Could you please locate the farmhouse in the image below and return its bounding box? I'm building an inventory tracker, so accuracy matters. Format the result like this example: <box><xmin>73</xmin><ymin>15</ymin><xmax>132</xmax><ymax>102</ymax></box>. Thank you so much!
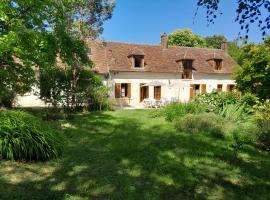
<box><xmin>17</xmin><ymin>33</ymin><xmax>237</xmax><ymax>108</ymax></box>
<box><xmin>88</xmin><ymin>33</ymin><xmax>237</xmax><ymax>108</ymax></box>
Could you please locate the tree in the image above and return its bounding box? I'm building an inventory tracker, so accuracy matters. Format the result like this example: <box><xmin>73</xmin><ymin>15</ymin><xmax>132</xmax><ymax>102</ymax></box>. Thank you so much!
<box><xmin>168</xmin><ymin>29</ymin><xmax>205</xmax><ymax>47</ymax></box>
<box><xmin>197</xmin><ymin>0</ymin><xmax>270</xmax><ymax>39</ymax></box>
<box><xmin>205</xmin><ymin>35</ymin><xmax>227</xmax><ymax>49</ymax></box>
<box><xmin>0</xmin><ymin>0</ymin><xmax>115</xmax><ymax>108</ymax></box>
<box><xmin>234</xmin><ymin>38</ymin><xmax>270</xmax><ymax>99</ymax></box>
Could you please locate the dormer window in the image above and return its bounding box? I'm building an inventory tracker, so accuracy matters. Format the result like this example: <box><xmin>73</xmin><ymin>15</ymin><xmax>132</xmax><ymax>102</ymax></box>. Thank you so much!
<box><xmin>134</xmin><ymin>55</ymin><xmax>144</xmax><ymax>68</ymax></box>
<box><xmin>128</xmin><ymin>48</ymin><xmax>145</xmax><ymax>68</ymax></box>
<box><xmin>207</xmin><ymin>59</ymin><xmax>223</xmax><ymax>70</ymax></box>
<box><xmin>180</xmin><ymin>59</ymin><xmax>193</xmax><ymax>79</ymax></box>
<box><xmin>182</xmin><ymin>59</ymin><xmax>193</xmax><ymax>70</ymax></box>
<box><xmin>214</xmin><ymin>59</ymin><xmax>222</xmax><ymax>70</ymax></box>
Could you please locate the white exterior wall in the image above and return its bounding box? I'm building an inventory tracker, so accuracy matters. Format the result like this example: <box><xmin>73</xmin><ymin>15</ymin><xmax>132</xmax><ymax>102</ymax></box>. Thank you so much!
<box><xmin>16</xmin><ymin>71</ymin><xmax>235</xmax><ymax>108</ymax></box>
<box><xmin>106</xmin><ymin>71</ymin><xmax>236</xmax><ymax>107</ymax></box>
<box><xmin>107</xmin><ymin>72</ymin><xmax>182</xmax><ymax>107</ymax></box>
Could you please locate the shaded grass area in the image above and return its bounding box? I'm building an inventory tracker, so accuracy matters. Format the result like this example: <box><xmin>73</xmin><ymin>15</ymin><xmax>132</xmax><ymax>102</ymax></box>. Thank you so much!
<box><xmin>0</xmin><ymin>110</ymin><xmax>270</xmax><ymax>200</ymax></box>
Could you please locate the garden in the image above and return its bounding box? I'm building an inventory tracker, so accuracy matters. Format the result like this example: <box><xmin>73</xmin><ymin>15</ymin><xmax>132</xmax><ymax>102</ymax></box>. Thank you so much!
<box><xmin>1</xmin><ymin>1</ymin><xmax>270</xmax><ymax>199</ymax></box>
<box><xmin>1</xmin><ymin>91</ymin><xmax>270</xmax><ymax>199</ymax></box>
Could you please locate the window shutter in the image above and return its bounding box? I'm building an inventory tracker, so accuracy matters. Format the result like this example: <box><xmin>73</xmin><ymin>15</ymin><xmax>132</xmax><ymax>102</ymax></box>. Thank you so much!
<box><xmin>190</xmin><ymin>85</ymin><xmax>194</xmax><ymax>100</ymax></box>
<box><xmin>115</xmin><ymin>83</ymin><xmax>121</xmax><ymax>98</ymax></box>
<box><xmin>201</xmin><ymin>84</ymin><xmax>206</xmax><ymax>94</ymax></box>
<box><xmin>127</xmin><ymin>83</ymin><xmax>131</xmax><ymax>98</ymax></box>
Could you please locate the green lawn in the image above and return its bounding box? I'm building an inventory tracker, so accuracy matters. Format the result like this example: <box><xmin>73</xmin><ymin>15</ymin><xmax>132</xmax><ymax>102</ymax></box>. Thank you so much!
<box><xmin>0</xmin><ymin>110</ymin><xmax>270</xmax><ymax>200</ymax></box>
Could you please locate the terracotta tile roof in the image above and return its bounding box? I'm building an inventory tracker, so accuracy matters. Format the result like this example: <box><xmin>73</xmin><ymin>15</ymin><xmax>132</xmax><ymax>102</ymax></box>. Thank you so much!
<box><xmin>87</xmin><ymin>40</ymin><xmax>238</xmax><ymax>74</ymax></box>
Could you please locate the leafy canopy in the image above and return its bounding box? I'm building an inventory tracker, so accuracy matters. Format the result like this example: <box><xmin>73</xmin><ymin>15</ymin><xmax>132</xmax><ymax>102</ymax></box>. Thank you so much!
<box><xmin>168</xmin><ymin>29</ymin><xmax>205</xmax><ymax>47</ymax></box>
<box><xmin>234</xmin><ymin>37</ymin><xmax>270</xmax><ymax>99</ymax></box>
<box><xmin>0</xmin><ymin>0</ymin><xmax>114</xmax><ymax>108</ymax></box>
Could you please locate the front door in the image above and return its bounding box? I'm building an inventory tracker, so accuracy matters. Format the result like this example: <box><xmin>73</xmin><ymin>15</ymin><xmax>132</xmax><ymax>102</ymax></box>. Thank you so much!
<box><xmin>140</xmin><ymin>84</ymin><xmax>149</xmax><ymax>102</ymax></box>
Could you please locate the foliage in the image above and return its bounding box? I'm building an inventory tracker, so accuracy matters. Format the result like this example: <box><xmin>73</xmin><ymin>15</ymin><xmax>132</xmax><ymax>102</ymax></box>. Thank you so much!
<box><xmin>0</xmin><ymin>110</ymin><xmax>62</xmax><ymax>161</ymax></box>
<box><xmin>174</xmin><ymin>113</ymin><xmax>225</xmax><ymax>138</ymax></box>
<box><xmin>234</xmin><ymin>39</ymin><xmax>270</xmax><ymax>99</ymax></box>
<box><xmin>168</xmin><ymin>29</ymin><xmax>205</xmax><ymax>47</ymax></box>
<box><xmin>197</xmin><ymin>0</ymin><xmax>270</xmax><ymax>39</ymax></box>
<box><xmin>241</xmin><ymin>92</ymin><xmax>258</xmax><ymax>106</ymax></box>
<box><xmin>0</xmin><ymin>0</ymin><xmax>114</xmax><ymax>108</ymax></box>
<box><xmin>219</xmin><ymin>103</ymin><xmax>250</xmax><ymax>123</ymax></box>
<box><xmin>194</xmin><ymin>91</ymin><xmax>240</xmax><ymax>112</ymax></box>
<box><xmin>163</xmin><ymin>102</ymin><xmax>205</xmax><ymax>121</ymax></box>
<box><xmin>0</xmin><ymin>89</ymin><xmax>16</xmax><ymax>108</ymax></box>
<box><xmin>254</xmin><ymin>100</ymin><xmax>270</xmax><ymax>151</ymax></box>
<box><xmin>89</xmin><ymin>86</ymin><xmax>110</xmax><ymax>111</ymax></box>
<box><xmin>39</xmin><ymin>67</ymin><xmax>104</xmax><ymax>110</ymax></box>
<box><xmin>227</xmin><ymin>41</ymin><xmax>243</xmax><ymax>63</ymax></box>
<box><xmin>204</xmin><ymin>35</ymin><xmax>227</xmax><ymax>49</ymax></box>
<box><xmin>1</xmin><ymin>110</ymin><xmax>270</xmax><ymax>199</ymax></box>
<box><xmin>66</xmin><ymin>0</ymin><xmax>115</xmax><ymax>39</ymax></box>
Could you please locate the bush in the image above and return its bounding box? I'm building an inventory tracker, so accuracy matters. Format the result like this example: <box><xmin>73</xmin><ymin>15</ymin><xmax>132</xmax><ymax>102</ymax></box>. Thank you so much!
<box><xmin>219</xmin><ymin>103</ymin><xmax>250</xmax><ymax>123</ymax></box>
<box><xmin>254</xmin><ymin>100</ymin><xmax>270</xmax><ymax>151</ymax></box>
<box><xmin>164</xmin><ymin>102</ymin><xmax>204</xmax><ymax>121</ymax></box>
<box><xmin>174</xmin><ymin>113</ymin><xmax>225</xmax><ymax>138</ymax></box>
<box><xmin>241</xmin><ymin>92</ymin><xmax>258</xmax><ymax>106</ymax></box>
<box><xmin>195</xmin><ymin>91</ymin><xmax>240</xmax><ymax>112</ymax></box>
<box><xmin>0</xmin><ymin>110</ymin><xmax>63</xmax><ymax>161</ymax></box>
<box><xmin>0</xmin><ymin>89</ymin><xmax>16</xmax><ymax>108</ymax></box>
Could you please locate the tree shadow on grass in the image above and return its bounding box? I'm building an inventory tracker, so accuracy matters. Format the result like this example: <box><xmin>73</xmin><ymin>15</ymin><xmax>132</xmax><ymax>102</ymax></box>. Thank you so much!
<box><xmin>1</xmin><ymin>111</ymin><xmax>270</xmax><ymax>200</ymax></box>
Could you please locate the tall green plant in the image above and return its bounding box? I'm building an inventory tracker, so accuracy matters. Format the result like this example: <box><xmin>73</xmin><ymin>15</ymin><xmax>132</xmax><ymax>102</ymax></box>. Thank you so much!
<box><xmin>0</xmin><ymin>111</ymin><xmax>63</xmax><ymax>161</ymax></box>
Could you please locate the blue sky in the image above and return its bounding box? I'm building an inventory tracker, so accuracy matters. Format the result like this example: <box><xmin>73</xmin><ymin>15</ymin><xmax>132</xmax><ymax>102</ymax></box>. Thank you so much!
<box><xmin>101</xmin><ymin>0</ymin><xmax>266</xmax><ymax>44</ymax></box>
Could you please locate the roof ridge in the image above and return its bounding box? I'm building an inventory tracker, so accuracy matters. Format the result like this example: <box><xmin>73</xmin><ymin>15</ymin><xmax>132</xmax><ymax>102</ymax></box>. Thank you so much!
<box><xmin>102</xmin><ymin>40</ymin><xmax>225</xmax><ymax>51</ymax></box>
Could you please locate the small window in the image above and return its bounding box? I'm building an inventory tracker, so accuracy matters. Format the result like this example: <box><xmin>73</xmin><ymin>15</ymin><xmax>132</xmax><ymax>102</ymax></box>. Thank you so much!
<box><xmin>195</xmin><ymin>84</ymin><xmax>200</xmax><ymax>95</ymax></box>
<box><xmin>181</xmin><ymin>59</ymin><xmax>193</xmax><ymax>79</ymax></box>
<box><xmin>134</xmin><ymin>56</ymin><xmax>144</xmax><ymax>68</ymax></box>
<box><xmin>182</xmin><ymin>59</ymin><xmax>193</xmax><ymax>70</ymax></box>
<box><xmin>115</xmin><ymin>83</ymin><xmax>131</xmax><ymax>98</ymax></box>
<box><xmin>214</xmin><ymin>59</ymin><xmax>222</xmax><ymax>70</ymax></box>
<box><xmin>217</xmin><ymin>84</ymin><xmax>223</xmax><ymax>92</ymax></box>
<box><xmin>121</xmin><ymin>83</ymin><xmax>128</xmax><ymax>97</ymax></box>
<box><xmin>154</xmin><ymin>86</ymin><xmax>161</xmax><ymax>100</ymax></box>
<box><xmin>227</xmin><ymin>84</ymin><xmax>235</xmax><ymax>92</ymax></box>
<box><xmin>88</xmin><ymin>48</ymin><xmax>92</xmax><ymax>55</ymax></box>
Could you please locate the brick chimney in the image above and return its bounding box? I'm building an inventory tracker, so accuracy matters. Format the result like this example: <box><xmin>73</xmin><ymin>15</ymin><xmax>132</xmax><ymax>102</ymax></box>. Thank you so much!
<box><xmin>161</xmin><ymin>33</ymin><xmax>168</xmax><ymax>49</ymax></box>
<box><xmin>221</xmin><ymin>40</ymin><xmax>228</xmax><ymax>53</ymax></box>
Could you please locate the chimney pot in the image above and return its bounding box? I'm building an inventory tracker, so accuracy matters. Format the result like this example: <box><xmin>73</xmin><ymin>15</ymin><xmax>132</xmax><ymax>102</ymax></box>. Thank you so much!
<box><xmin>161</xmin><ymin>32</ymin><xmax>168</xmax><ymax>49</ymax></box>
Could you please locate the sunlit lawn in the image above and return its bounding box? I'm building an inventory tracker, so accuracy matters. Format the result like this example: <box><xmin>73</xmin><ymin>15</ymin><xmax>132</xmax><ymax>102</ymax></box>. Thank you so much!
<box><xmin>0</xmin><ymin>109</ymin><xmax>270</xmax><ymax>200</ymax></box>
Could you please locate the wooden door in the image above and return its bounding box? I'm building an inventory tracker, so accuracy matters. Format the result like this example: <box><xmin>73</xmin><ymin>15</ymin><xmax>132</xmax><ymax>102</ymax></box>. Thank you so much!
<box><xmin>140</xmin><ymin>84</ymin><xmax>149</xmax><ymax>102</ymax></box>
<box><xmin>154</xmin><ymin>86</ymin><xmax>161</xmax><ymax>100</ymax></box>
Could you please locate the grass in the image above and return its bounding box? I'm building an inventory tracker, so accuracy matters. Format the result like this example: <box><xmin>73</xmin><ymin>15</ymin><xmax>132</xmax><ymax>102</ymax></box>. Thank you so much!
<box><xmin>0</xmin><ymin>109</ymin><xmax>270</xmax><ymax>200</ymax></box>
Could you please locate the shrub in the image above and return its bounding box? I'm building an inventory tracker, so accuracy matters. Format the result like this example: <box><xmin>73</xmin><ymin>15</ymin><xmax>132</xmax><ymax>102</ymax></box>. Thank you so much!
<box><xmin>174</xmin><ymin>113</ymin><xmax>225</xmax><ymax>138</ymax></box>
<box><xmin>219</xmin><ymin>103</ymin><xmax>250</xmax><ymax>123</ymax></box>
<box><xmin>0</xmin><ymin>110</ymin><xmax>63</xmax><ymax>161</ymax></box>
<box><xmin>241</xmin><ymin>92</ymin><xmax>258</xmax><ymax>106</ymax></box>
<box><xmin>254</xmin><ymin>100</ymin><xmax>270</xmax><ymax>151</ymax></box>
<box><xmin>195</xmin><ymin>91</ymin><xmax>240</xmax><ymax>112</ymax></box>
<box><xmin>164</xmin><ymin>102</ymin><xmax>204</xmax><ymax>121</ymax></box>
<box><xmin>0</xmin><ymin>89</ymin><xmax>16</xmax><ymax>108</ymax></box>
<box><xmin>229</xmin><ymin>122</ymin><xmax>260</xmax><ymax>158</ymax></box>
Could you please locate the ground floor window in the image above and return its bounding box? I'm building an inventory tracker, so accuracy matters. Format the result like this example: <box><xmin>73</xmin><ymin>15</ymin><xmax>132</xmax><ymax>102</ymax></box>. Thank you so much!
<box><xmin>190</xmin><ymin>84</ymin><xmax>207</xmax><ymax>100</ymax></box>
<box><xmin>227</xmin><ymin>84</ymin><xmax>235</xmax><ymax>92</ymax></box>
<box><xmin>115</xmin><ymin>83</ymin><xmax>131</xmax><ymax>98</ymax></box>
<box><xmin>154</xmin><ymin>86</ymin><xmax>161</xmax><ymax>100</ymax></box>
<box><xmin>217</xmin><ymin>84</ymin><xmax>223</xmax><ymax>92</ymax></box>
